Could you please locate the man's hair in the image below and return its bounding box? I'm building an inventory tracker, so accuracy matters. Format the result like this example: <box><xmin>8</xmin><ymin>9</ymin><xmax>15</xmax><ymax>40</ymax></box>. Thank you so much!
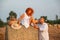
<box><xmin>40</xmin><ymin>16</ymin><xmax>45</xmax><ymax>19</ymax></box>
<box><xmin>25</xmin><ymin>8</ymin><xmax>34</xmax><ymax>13</ymax></box>
<box><xmin>39</xmin><ymin>16</ymin><xmax>45</xmax><ymax>21</ymax></box>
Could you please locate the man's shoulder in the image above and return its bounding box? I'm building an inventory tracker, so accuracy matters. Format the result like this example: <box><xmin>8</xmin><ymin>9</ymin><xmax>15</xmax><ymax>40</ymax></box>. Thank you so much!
<box><xmin>44</xmin><ymin>23</ymin><xmax>48</xmax><ymax>25</ymax></box>
<box><xmin>44</xmin><ymin>23</ymin><xmax>48</xmax><ymax>26</ymax></box>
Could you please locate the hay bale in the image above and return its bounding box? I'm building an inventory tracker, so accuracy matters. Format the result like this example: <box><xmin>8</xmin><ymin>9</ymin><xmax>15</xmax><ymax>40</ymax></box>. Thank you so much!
<box><xmin>0</xmin><ymin>34</ymin><xmax>4</xmax><ymax>40</ymax></box>
<box><xmin>7</xmin><ymin>25</ymin><xmax>38</xmax><ymax>40</ymax></box>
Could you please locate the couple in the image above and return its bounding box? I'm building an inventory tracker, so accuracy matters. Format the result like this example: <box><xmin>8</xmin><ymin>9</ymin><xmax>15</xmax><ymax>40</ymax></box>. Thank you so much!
<box><xmin>9</xmin><ymin>7</ymin><xmax>49</xmax><ymax>40</ymax></box>
<box><xmin>18</xmin><ymin>7</ymin><xmax>49</xmax><ymax>40</ymax></box>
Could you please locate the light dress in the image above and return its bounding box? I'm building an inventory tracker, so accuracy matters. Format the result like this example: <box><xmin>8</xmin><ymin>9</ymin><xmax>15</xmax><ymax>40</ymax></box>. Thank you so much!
<box><xmin>21</xmin><ymin>13</ymin><xmax>30</xmax><ymax>28</ymax></box>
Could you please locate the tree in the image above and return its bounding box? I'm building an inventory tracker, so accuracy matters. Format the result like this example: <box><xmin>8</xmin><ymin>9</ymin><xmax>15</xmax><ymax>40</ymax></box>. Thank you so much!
<box><xmin>9</xmin><ymin>11</ymin><xmax>17</xmax><ymax>18</ymax></box>
<box><xmin>7</xmin><ymin>16</ymin><xmax>10</xmax><ymax>21</ymax></box>
<box><xmin>0</xmin><ymin>18</ymin><xmax>4</xmax><ymax>27</ymax></box>
<box><xmin>56</xmin><ymin>15</ymin><xmax>58</xmax><ymax>20</ymax></box>
<box><xmin>7</xmin><ymin>11</ymin><xmax>17</xmax><ymax>21</ymax></box>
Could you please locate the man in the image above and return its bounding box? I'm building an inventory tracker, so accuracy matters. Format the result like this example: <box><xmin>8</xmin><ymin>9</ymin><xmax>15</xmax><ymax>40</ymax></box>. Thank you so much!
<box><xmin>8</xmin><ymin>16</ymin><xmax>21</xmax><ymax>29</ymax></box>
<box><xmin>8</xmin><ymin>16</ymin><xmax>17</xmax><ymax>26</ymax></box>
<box><xmin>34</xmin><ymin>17</ymin><xmax>49</xmax><ymax>40</ymax></box>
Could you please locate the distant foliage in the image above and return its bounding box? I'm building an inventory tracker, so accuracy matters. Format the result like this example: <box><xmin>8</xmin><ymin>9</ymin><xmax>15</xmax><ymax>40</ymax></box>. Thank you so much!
<box><xmin>47</xmin><ymin>19</ymin><xmax>60</xmax><ymax>24</ymax></box>
<box><xmin>0</xmin><ymin>19</ymin><xmax>5</xmax><ymax>27</ymax></box>
<box><xmin>40</xmin><ymin>16</ymin><xmax>60</xmax><ymax>24</ymax></box>
<box><xmin>7</xmin><ymin>11</ymin><xmax>17</xmax><ymax>21</ymax></box>
<box><xmin>9</xmin><ymin>11</ymin><xmax>17</xmax><ymax>18</ymax></box>
<box><xmin>7</xmin><ymin>16</ymin><xmax>10</xmax><ymax>21</ymax></box>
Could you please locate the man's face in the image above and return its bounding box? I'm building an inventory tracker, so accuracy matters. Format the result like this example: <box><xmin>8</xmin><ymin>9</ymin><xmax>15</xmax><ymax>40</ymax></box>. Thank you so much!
<box><xmin>39</xmin><ymin>18</ymin><xmax>45</xmax><ymax>24</ymax></box>
<box><xmin>10</xmin><ymin>16</ymin><xmax>16</xmax><ymax>20</ymax></box>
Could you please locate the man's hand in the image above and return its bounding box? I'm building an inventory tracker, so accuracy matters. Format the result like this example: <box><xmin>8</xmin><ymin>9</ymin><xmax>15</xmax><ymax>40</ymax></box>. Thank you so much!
<box><xmin>34</xmin><ymin>24</ymin><xmax>39</xmax><ymax>29</ymax></box>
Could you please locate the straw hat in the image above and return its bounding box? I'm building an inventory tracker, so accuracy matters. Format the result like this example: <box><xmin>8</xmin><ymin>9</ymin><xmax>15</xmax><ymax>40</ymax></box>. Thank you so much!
<box><xmin>11</xmin><ymin>23</ymin><xmax>21</xmax><ymax>29</ymax></box>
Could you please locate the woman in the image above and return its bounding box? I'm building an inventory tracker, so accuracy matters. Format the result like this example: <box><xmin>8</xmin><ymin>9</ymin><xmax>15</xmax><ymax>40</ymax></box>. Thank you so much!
<box><xmin>18</xmin><ymin>7</ymin><xmax>36</xmax><ymax>28</ymax></box>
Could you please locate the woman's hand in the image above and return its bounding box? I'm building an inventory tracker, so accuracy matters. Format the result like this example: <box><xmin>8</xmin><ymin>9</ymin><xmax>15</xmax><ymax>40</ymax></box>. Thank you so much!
<box><xmin>30</xmin><ymin>17</ymin><xmax>38</xmax><ymax>24</ymax></box>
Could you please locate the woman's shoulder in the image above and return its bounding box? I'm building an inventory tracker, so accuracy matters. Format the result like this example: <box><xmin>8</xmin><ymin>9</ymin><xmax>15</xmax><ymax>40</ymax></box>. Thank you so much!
<box><xmin>21</xmin><ymin>13</ymin><xmax>25</xmax><ymax>16</ymax></box>
<box><xmin>19</xmin><ymin>13</ymin><xmax>25</xmax><ymax>18</ymax></box>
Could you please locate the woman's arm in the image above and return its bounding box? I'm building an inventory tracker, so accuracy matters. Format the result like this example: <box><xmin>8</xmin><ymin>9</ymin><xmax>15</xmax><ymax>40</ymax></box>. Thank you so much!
<box><xmin>30</xmin><ymin>17</ymin><xmax>38</xmax><ymax>29</ymax></box>
<box><xmin>18</xmin><ymin>14</ymin><xmax>25</xmax><ymax>24</ymax></box>
<box><xmin>30</xmin><ymin>17</ymin><xmax>38</xmax><ymax>24</ymax></box>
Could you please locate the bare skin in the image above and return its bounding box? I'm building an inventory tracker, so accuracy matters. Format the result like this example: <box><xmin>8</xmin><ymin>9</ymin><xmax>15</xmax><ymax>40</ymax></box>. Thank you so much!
<box><xmin>8</xmin><ymin>16</ymin><xmax>20</xmax><ymax>26</ymax></box>
<box><xmin>18</xmin><ymin>14</ymin><xmax>25</xmax><ymax>24</ymax></box>
<box><xmin>18</xmin><ymin>8</ymin><xmax>37</xmax><ymax>25</ymax></box>
<box><xmin>34</xmin><ymin>17</ymin><xmax>45</xmax><ymax>29</ymax></box>
<box><xmin>18</xmin><ymin>13</ymin><xmax>37</xmax><ymax>25</ymax></box>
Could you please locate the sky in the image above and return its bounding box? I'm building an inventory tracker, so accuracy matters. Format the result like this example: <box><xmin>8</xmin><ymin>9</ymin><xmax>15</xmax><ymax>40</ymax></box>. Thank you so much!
<box><xmin>0</xmin><ymin>0</ymin><xmax>60</xmax><ymax>22</ymax></box>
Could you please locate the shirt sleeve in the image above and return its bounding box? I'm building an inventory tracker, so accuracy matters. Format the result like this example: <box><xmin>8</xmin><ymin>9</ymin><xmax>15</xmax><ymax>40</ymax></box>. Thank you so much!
<box><xmin>40</xmin><ymin>24</ymin><xmax>48</xmax><ymax>32</ymax></box>
<box><xmin>37</xmin><ymin>24</ymin><xmax>40</xmax><ymax>28</ymax></box>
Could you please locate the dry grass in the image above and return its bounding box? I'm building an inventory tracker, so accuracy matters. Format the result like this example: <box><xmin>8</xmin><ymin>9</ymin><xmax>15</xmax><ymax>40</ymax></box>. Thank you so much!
<box><xmin>7</xmin><ymin>25</ymin><xmax>38</xmax><ymax>40</ymax></box>
<box><xmin>0</xmin><ymin>24</ymin><xmax>60</xmax><ymax>40</ymax></box>
<box><xmin>0</xmin><ymin>27</ymin><xmax>6</xmax><ymax>40</ymax></box>
<box><xmin>49</xmin><ymin>24</ymin><xmax>60</xmax><ymax>40</ymax></box>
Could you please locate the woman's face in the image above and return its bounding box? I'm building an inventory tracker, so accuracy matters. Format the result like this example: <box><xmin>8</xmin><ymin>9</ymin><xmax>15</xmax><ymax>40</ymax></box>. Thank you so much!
<box><xmin>26</xmin><ymin>10</ymin><xmax>33</xmax><ymax>16</ymax></box>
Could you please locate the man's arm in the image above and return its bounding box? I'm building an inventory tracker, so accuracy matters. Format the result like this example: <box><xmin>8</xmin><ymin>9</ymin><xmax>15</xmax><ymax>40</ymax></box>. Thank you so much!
<box><xmin>34</xmin><ymin>24</ymin><xmax>39</xmax><ymax>29</ymax></box>
<box><xmin>40</xmin><ymin>24</ymin><xmax>48</xmax><ymax>32</ymax></box>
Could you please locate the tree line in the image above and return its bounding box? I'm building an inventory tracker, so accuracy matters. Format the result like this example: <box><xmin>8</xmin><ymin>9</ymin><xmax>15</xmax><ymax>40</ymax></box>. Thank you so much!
<box><xmin>0</xmin><ymin>11</ymin><xmax>60</xmax><ymax>27</ymax></box>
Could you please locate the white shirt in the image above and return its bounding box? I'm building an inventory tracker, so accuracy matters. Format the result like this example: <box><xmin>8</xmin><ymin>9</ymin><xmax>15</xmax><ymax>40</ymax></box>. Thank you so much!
<box><xmin>21</xmin><ymin>13</ymin><xmax>30</xmax><ymax>28</ymax></box>
<box><xmin>38</xmin><ymin>23</ymin><xmax>49</xmax><ymax>40</ymax></box>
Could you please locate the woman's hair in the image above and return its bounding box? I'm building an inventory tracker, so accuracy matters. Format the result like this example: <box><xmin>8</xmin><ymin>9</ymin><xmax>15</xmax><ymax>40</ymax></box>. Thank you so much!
<box><xmin>25</xmin><ymin>8</ymin><xmax>34</xmax><ymax>14</ymax></box>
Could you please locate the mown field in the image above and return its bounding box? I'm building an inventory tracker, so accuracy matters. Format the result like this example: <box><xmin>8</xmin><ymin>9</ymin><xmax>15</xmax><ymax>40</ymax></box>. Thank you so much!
<box><xmin>0</xmin><ymin>24</ymin><xmax>60</xmax><ymax>40</ymax></box>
